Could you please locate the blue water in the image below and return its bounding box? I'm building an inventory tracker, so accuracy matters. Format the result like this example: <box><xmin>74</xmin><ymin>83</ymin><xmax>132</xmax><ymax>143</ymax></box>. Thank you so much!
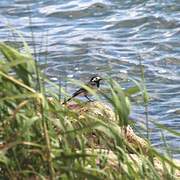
<box><xmin>0</xmin><ymin>0</ymin><xmax>180</xmax><ymax>158</ymax></box>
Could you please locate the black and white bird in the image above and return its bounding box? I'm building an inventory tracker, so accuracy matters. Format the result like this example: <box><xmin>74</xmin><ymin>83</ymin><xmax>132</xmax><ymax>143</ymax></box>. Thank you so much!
<box><xmin>63</xmin><ymin>76</ymin><xmax>102</xmax><ymax>104</ymax></box>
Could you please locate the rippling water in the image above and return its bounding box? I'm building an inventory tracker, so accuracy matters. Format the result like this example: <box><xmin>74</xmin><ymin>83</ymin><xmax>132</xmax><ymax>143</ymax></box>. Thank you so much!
<box><xmin>0</xmin><ymin>0</ymin><xmax>180</xmax><ymax>158</ymax></box>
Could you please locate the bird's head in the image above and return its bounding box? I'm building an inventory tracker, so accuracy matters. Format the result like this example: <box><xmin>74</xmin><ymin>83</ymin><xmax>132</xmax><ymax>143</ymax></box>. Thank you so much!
<box><xmin>90</xmin><ymin>76</ymin><xmax>102</xmax><ymax>83</ymax></box>
<box><xmin>90</xmin><ymin>76</ymin><xmax>102</xmax><ymax>88</ymax></box>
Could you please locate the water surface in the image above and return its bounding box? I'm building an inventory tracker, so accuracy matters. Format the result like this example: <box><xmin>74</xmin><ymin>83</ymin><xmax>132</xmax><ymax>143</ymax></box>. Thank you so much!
<box><xmin>0</xmin><ymin>0</ymin><xmax>179</xmax><ymax>158</ymax></box>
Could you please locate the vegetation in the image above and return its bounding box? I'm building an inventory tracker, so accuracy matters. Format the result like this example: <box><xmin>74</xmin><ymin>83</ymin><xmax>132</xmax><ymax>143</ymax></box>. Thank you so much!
<box><xmin>0</xmin><ymin>41</ymin><xmax>179</xmax><ymax>180</ymax></box>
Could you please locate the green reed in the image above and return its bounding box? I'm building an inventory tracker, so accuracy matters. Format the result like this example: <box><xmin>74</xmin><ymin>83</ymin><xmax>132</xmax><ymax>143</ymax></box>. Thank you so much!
<box><xmin>0</xmin><ymin>42</ymin><xmax>179</xmax><ymax>180</ymax></box>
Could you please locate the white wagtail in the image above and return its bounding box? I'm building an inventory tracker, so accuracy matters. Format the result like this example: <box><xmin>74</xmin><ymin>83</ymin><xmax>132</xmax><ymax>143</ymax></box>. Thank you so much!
<box><xmin>63</xmin><ymin>76</ymin><xmax>102</xmax><ymax>104</ymax></box>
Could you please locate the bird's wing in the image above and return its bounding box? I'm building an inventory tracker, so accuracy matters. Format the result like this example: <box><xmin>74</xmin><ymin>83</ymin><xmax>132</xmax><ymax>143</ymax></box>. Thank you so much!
<box><xmin>72</xmin><ymin>82</ymin><xmax>97</xmax><ymax>97</ymax></box>
<box><xmin>72</xmin><ymin>87</ymin><xmax>86</xmax><ymax>97</ymax></box>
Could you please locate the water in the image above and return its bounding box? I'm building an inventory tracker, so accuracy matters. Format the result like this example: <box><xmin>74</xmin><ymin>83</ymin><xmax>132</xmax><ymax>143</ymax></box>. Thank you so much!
<box><xmin>0</xmin><ymin>0</ymin><xmax>180</xmax><ymax>158</ymax></box>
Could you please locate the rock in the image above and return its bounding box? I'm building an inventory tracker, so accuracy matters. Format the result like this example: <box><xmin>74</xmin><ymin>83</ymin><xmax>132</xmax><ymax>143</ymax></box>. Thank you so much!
<box><xmin>49</xmin><ymin>99</ymin><xmax>180</xmax><ymax>179</ymax></box>
<box><xmin>78</xmin><ymin>101</ymin><xmax>116</xmax><ymax>122</ymax></box>
<box><xmin>84</xmin><ymin>149</ymin><xmax>180</xmax><ymax>179</ymax></box>
<box><xmin>64</xmin><ymin>101</ymin><xmax>149</xmax><ymax>153</ymax></box>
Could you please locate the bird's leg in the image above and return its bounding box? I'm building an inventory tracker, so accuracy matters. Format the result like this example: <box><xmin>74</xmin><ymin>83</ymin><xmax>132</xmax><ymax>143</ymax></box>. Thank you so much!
<box><xmin>84</xmin><ymin>95</ymin><xmax>93</xmax><ymax>102</ymax></box>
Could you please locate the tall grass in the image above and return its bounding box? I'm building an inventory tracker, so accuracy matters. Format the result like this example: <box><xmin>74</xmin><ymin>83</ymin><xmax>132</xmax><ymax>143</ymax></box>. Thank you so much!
<box><xmin>138</xmin><ymin>54</ymin><xmax>150</xmax><ymax>141</ymax></box>
<box><xmin>0</xmin><ymin>42</ymin><xmax>179</xmax><ymax>180</ymax></box>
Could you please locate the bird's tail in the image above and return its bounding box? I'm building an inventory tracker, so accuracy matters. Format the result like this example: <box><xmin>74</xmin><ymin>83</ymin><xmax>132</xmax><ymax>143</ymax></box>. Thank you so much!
<box><xmin>62</xmin><ymin>96</ymin><xmax>72</xmax><ymax>105</ymax></box>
